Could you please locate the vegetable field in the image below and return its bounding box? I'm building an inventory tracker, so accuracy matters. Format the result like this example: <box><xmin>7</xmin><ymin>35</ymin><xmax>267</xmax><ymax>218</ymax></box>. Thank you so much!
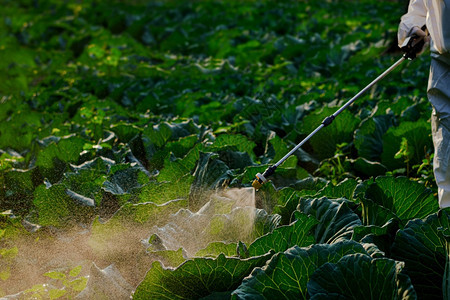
<box><xmin>1</xmin><ymin>0</ymin><xmax>448</xmax><ymax>299</ymax></box>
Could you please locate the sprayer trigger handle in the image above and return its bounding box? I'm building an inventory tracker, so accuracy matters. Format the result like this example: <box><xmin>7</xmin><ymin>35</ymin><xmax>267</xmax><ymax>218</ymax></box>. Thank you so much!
<box><xmin>401</xmin><ymin>25</ymin><xmax>428</xmax><ymax>60</ymax></box>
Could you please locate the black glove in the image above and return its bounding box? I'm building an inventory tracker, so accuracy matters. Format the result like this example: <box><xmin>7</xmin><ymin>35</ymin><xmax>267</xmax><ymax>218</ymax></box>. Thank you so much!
<box><xmin>401</xmin><ymin>25</ymin><xmax>430</xmax><ymax>60</ymax></box>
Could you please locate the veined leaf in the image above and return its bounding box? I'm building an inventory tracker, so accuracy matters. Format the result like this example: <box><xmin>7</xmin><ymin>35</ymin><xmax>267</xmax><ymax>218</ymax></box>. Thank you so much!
<box><xmin>33</xmin><ymin>184</ymin><xmax>94</xmax><ymax>226</ymax></box>
<box><xmin>139</xmin><ymin>180</ymin><xmax>192</xmax><ymax>205</ymax></box>
<box><xmin>110</xmin><ymin>122</ymin><xmax>142</xmax><ymax>143</ymax></box>
<box><xmin>103</xmin><ymin>167</ymin><xmax>149</xmax><ymax>195</ymax></box>
<box><xmin>354</xmin><ymin>114</ymin><xmax>394</xmax><ymax>161</ymax></box>
<box><xmin>143</xmin><ymin>120</ymin><xmax>200</xmax><ymax>149</ymax></box>
<box><xmin>297</xmin><ymin>197</ymin><xmax>361</xmax><ymax>244</ymax></box>
<box><xmin>313</xmin><ymin>178</ymin><xmax>358</xmax><ymax>200</ymax></box>
<box><xmin>273</xmin><ymin>178</ymin><xmax>329</xmax><ymax>225</ymax></box>
<box><xmin>247</xmin><ymin>212</ymin><xmax>318</xmax><ymax>257</ymax></box>
<box><xmin>360</xmin><ymin>198</ymin><xmax>397</xmax><ymax>227</ymax></box>
<box><xmin>195</xmin><ymin>242</ymin><xmax>237</xmax><ymax>258</ymax></box>
<box><xmin>299</xmin><ymin>106</ymin><xmax>360</xmax><ymax>160</ymax></box>
<box><xmin>362</xmin><ymin>176</ymin><xmax>439</xmax><ymax>225</ymax></box>
<box><xmin>147</xmin><ymin>248</ymin><xmax>187</xmax><ymax>269</ymax></box>
<box><xmin>231</xmin><ymin>241</ymin><xmax>367</xmax><ymax>300</ymax></box>
<box><xmin>191</xmin><ymin>152</ymin><xmax>232</xmax><ymax>191</ymax></box>
<box><xmin>442</xmin><ymin>228</ymin><xmax>450</xmax><ymax>300</ymax></box>
<box><xmin>307</xmin><ymin>253</ymin><xmax>416</xmax><ymax>299</ymax></box>
<box><xmin>35</xmin><ymin>135</ymin><xmax>86</xmax><ymax>171</ymax></box>
<box><xmin>76</xmin><ymin>263</ymin><xmax>132</xmax><ymax>300</ymax></box>
<box><xmin>381</xmin><ymin>120</ymin><xmax>432</xmax><ymax>170</ymax></box>
<box><xmin>133</xmin><ymin>252</ymin><xmax>273</xmax><ymax>299</ymax></box>
<box><xmin>210</xmin><ymin>134</ymin><xmax>256</xmax><ymax>160</ymax></box>
<box><xmin>391</xmin><ymin>210</ymin><xmax>450</xmax><ymax>299</ymax></box>
<box><xmin>352</xmin><ymin>219</ymin><xmax>399</xmax><ymax>257</ymax></box>
<box><xmin>350</xmin><ymin>157</ymin><xmax>387</xmax><ymax>177</ymax></box>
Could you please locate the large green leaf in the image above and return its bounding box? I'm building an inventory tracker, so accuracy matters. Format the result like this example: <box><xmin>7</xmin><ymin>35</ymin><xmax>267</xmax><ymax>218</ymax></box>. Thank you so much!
<box><xmin>147</xmin><ymin>248</ymin><xmax>187</xmax><ymax>269</ymax></box>
<box><xmin>352</xmin><ymin>219</ymin><xmax>399</xmax><ymax>257</ymax></box>
<box><xmin>190</xmin><ymin>152</ymin><xmax>233</xmax><ymax>194</ymax></box>
<box><xmin>210</xmin><ymin>134</ymin><xmax>256</xmax><ymax>161</ymax></box>
<box><xmin>64</xmin><ymin>157</ymin><xmax>150</xmax><ymax>207</ymax></box>
<box><xmin>141</xmin><ymin>134</ymin><xmax>200</xmax><ymax>170</ymax></box>
<box><xmin>110</xmin><ymin>122</ymin><xmax>142</xmax><ymax>143</ymax></box>
<box><xmin>143</xmin><ymin>120</ymin><xmax>200</xmax><ymax>149</ymax></box>
<box><xmin>350</xmin><ymin>157</ymin><xmax>387</xmax><ymax>178</ymax></box>
<box><xmin>360</xmin><ymin>198</ymin><xmax>397</xmax><ymax>227</ymax></box>
<box><xmin>36</xmin><ymin>135</ymin><xmax>86</xmax><ymax>166</ymax></box>
<box><xmin>381</xmin><ymin>120</ymin><xmax>432</xmax><ymax>170</ymax></box>
<box><xmin>195</xmin><ymin>242</ymin><xmax>238</xmax><ymax>258</ymax></box>
<box><xmin>313</xmin><ymin>178</ymin><xmax>358</xmax><ymax>200</ymax></box>
<box><xmin>297</xmin><ymin>197</ymin><xmax>361</xmax><ymax>244</ymax></box>
<box><xmin>273</xmin><ymin>178</ymin><xmax>329</xmax><ymax>225</ymax></box>
<box><xmin>362</xmin><ymin>176</ymin><xmax>439</xmax><ymax>225</ymax></box>
<box><xmin>35</xmin><ymin>135</ymin><xmax>86</xmax><ymax>181</ymax></box>
<box><xmin>139</xmin><ymin>180</ymin><xmax>192</xmax><ymax>205</ymax></box>
<box><xmin>391</xmin><ymin>210</ymin><xmax>450</xmax><ymax>299</ymax></box>
<box><xmin>157</xmin><ymin>144</ymin><xmax>200</xmax><ymax>184</ymax></box>
<box><xmin>0</xmin><ymin>46</ymin><xmax>36</xmax><ymax>95</ymax></box>
<box><xmin>63</xmin><ymin>158</ymin><xmax>110</xmax><ymax>205</ymax></box>
<box><xmin>217</xmin><ymin>150</ymin><xmax>253</xmax><ymax>171</ymax></box>
<box><xmin>247</xmin><ymin>212</ymin><xmax>318</xmax><ymax>257</ymax></box>
<box><xmin>2</xmin><ymin>168</ymin><xmax>37</xmax><ymax>215</ymax></box>
<box><xmin>231</xmin><ymin>241</ymin><xmax>367</xmax><ymax>300</ymax></box>
<box><xmin>33</xmin><ymin>183</ymin><xmax>94</xmax><ymax>226</ymax></box>
<box><xmin>266</xmin><ymin>134</ymin><xmax>291</xmax><ymax>163</ymax></box>
<box><xmin>133</xmin><ymin>252</ymin><xmax>273</xmax><ymax>299</ymax></box>
<box><xmin>354</xmin><ymin>114</ymin><xmax>394</xmax><ymax>161</ymax></box>
<box><xmin>307</xmin><ymin>253</ymin><xmax>416</xmax><ymax>299</ymax></box>
<box><xmin>299</xmin><ymin>106</ymin><xmax>360</xmax><ymax>160</ymax></box>
<box><xmin>443</xmin><ymin>228</ymin><xmax>450</xmax><ymax>300</ymax></box>
<box><xmin>103</xmin><ymin>166</ymin><xmax>149</xmax><ymax>195</ymax></box>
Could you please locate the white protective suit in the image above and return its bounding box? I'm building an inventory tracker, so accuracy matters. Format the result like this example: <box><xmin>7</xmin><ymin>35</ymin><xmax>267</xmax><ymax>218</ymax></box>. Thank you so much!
<box><xmin>398</xmin><ymin>0</ymin><xmax>450</xmax><ymax>208</ymax></box>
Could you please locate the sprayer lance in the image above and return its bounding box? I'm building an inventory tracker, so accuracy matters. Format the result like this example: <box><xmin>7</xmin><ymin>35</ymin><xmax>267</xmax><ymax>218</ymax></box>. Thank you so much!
<box><xmin>252</xmin><ymin>29</ymin><xmax>427</xmax><ymax>190</ymax></box>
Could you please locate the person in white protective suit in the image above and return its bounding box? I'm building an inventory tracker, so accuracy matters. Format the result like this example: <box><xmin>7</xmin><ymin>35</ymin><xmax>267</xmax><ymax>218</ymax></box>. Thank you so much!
<box><xmin>398</xmin><ymin>0</ymin><xmax>450</xmax><ymax>208</ymax></box>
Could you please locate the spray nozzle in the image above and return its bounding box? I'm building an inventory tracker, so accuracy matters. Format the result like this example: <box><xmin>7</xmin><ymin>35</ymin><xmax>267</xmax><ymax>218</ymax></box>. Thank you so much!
<box><xmin>252</xmin><ymin>173</ymin><xmax>266</xmax><ymax>189</ymax></box>
<box><xmin>252</xmin><ymin>165</ymin><xmax>277</xmax><ymax>190</ymax></box>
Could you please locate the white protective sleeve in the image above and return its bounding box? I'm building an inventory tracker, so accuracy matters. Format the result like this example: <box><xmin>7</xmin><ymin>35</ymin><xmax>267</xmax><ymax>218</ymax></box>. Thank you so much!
<box><xmin>399</xmin><ymin>0</ymin><xmax>449</xmax><ymax>55</ymax></box>
<box><xmin>398</xmin><ymin>0</ymin><xmax>427</xmax><ymax>47</ymax></box>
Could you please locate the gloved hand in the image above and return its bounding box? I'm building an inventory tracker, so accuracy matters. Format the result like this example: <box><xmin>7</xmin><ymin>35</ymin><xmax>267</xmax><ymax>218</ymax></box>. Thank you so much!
<box><xmin>401</xmin><ymin>25</ymin><xmax>430</xmax><ymax>59</ymax></box>
<box><xmin>409</xmin><ymin>26</ymin><xmax>430</xmax><ymax>54</ymax></box>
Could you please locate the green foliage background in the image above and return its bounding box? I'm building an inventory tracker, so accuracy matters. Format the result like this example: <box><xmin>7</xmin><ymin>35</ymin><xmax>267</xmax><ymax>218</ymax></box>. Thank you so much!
<box><xmin>0</xmin><ymin>0</ymin><xmax>448</xmax><ymax>299</ymax></box>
